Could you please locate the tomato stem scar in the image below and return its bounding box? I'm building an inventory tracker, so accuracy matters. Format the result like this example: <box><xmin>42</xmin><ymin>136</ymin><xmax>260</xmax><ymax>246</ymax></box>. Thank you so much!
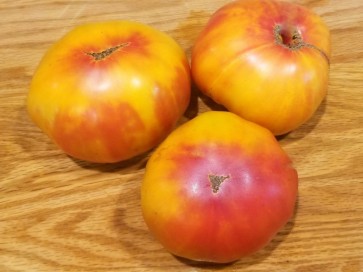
<box><xmin>208</xmin><ymin>174</ymin><xmax>230</xmax><ymax>193</ymax></box>
<box><xmin>273</xmin><ymin>25</ymin><xmax>329</xmax><ymax>64</ymax></box>
<box><xmin>86</xmin><ymin>42</ymin><xmax>131</xmax><ymax>61</ymax></box>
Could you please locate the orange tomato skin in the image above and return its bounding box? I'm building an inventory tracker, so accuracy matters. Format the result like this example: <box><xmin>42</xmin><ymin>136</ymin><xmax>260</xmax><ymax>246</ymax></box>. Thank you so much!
<box><xmin>191</xmin><ymin>0</ymin><xmax>331</xmax><ymax>135</ymax></box>
<box><xmin>141</xmin><ymin>111</ymin><xmax>298</xmax><ymax>263</ymax></box>
<box><xmin>27</xmin><ymin>21</ymin><xmax>190</xmax><ymax>163</ymax></box>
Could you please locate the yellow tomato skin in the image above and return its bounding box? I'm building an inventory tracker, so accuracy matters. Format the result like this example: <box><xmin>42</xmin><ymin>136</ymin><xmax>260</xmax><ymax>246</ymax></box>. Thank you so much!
<box><xmin>191</xmin><ymin>0</ymin><xmax>331</xmax><ymax>135</ymax></box>
<box><xmin>28</xmin><ymin>21</ymin><xmax>190</xmax><ymax>163</ymax></box>
<box><xmin>141</xmin><ymin>111</ymin><xmax>298</xmax><ymax>263</ymax></box>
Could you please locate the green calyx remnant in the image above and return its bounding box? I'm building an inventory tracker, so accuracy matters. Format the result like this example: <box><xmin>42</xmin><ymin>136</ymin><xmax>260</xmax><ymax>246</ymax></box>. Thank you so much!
<box><xmin>86</xmin><ymin>42</ymin><xmax>131</xmax><ymax>61</ymax></box>
<box><xmin>208</xmin><ymin>174</ymin><xmax>230</xmax><ymax>194</ymax></box>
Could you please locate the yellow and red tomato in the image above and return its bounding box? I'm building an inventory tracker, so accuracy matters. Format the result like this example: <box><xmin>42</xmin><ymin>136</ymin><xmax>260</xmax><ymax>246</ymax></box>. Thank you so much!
<box><xmin>141</xmin><ymin>111</ymin><xmax>298</xmax><ymax>263</ymax></box>
<box><xmin>27</xmin><ymin>21</ymin><xmax>190</xmax><ymax>163</ymax></box>
<box><xmin>191</xmin><ymin>0</ymin><xmax>331</xmax><ymax>135</ymax></box>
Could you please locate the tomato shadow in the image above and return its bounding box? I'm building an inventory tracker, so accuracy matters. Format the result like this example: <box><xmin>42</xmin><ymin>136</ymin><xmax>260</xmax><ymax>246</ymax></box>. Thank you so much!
<box><xmin>198</xmin><ymin>89</ymin><xmax>228</xmax><ymax>112</ymax></box>
<box><xmin>173</xmin><ymin>255</ymin><xmax>236</xmax><ymax>270</ymax></box>
<box><xmin>182</xmin><ymin>81</ymin><xmax>201</xmax><ymax>120</ymax></box>
<box><xmin>174</xmin><ymin>197</ymin><xmax>300</xmax><ymax>269</ymax></box>
<box><xmin>69</xmin><ymin>149</ymin><xmax>151</xmax><ymax>174</ymax></box>
<box><xmin>187</xmin><ymin>81</ymin><xmax>228</xmax><ymax>116</ymax></box>
<box><xmin>276</xmin><ymin>97</ymin><xmax>327</xmax><ymax>143</ymax></box>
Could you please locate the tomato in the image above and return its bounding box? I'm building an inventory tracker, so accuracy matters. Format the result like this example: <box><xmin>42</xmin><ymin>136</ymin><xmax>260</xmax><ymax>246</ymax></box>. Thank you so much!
<box><xmin>191</xmin><ymin>0</ymin><xmax>331</xmax><ymax>135</ymax></box>
<box><xmin>27</xmin><ymin>21</ymin><xmax>190</xmax><ymax>163</ymax></box>
<box><xmin>141</xmin><ymin>111</ymin><xmax>298</xmax><ymax>263</ymax></box>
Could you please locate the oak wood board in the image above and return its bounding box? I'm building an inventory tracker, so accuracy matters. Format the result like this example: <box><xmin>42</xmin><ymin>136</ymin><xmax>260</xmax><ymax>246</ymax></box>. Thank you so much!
<box><xmin>1</xmin><ymin>1</ymin><xmax>362</xmax><ymax>271</ymax></box>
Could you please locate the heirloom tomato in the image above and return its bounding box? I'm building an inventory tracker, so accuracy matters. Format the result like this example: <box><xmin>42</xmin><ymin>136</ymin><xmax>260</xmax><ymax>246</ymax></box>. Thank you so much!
<box><xmin>191</xmin><ymin>0</ymin><xmax>331</xmax><ymax>135</ymax></box>
<box><xmin>141</xmin><ymin>111</ymin><xmax>298</xmax><ymax>263</ymax></box>
<box><xmin>27</xmin><ymin>21</ymin><xmax>190</xmax><ymax>163</ymax></box>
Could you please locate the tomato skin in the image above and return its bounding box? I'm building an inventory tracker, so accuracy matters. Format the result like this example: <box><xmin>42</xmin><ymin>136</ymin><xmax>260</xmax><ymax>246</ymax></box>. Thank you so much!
<box><xmin>141</xmin><ymin>111</ymin><xmax>298</xmax><ymax>263</ymax></box>
<box><xmin>27</xmin><ymin>21</ymin><xmax>190</xmax><ymax>163</ymax></box>
<box><xmin>191</xmin><ymin>0</ymin><xmax>331</xmax><ymax>135</ymax></box>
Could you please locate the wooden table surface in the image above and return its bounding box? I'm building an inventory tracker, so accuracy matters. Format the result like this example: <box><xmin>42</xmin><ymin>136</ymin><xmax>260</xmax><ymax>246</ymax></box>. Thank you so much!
<box><xmin>1</xmin><ymin>0</ymin><xmax>362</xmax><ymax>271</ymax></box>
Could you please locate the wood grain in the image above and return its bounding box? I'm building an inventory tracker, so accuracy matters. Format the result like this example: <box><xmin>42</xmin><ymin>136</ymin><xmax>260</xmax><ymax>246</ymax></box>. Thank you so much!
<box><xmin>1</xmin><ymin>0</ymin><xmax>362</xmax><ymax>271</ymax></box>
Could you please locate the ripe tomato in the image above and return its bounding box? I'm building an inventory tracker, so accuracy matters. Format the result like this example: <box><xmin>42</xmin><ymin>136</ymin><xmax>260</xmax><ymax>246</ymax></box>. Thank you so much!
<box><xmin>27</xmin><ymin>21</ymin><xmax>190</xmax><ymax>163</ymax></box>
<box><xmin>141</xmin><ymin>111</ymin><xmax>298</xmax><ymax>263</ymax></box>
<box><xmin>191</xmin><ymin>0</ymin><xmax>331</xmax><ymax>135</ymax></box>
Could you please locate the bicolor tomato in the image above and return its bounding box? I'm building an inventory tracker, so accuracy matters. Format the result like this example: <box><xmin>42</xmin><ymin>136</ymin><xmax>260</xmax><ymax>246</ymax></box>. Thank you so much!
<box><xmin>191</xmin><ymin>0</ymin><xmax>330</xmax><ymax>135</ymax></box>
<box><xmin>27</xmin><ymin>21</ymin><xmax>190</xmax><ymax>163</ymax></box>
<box><xmin>141</xmin><ymin>111</ymin><xmax>298</xmax><ymax>263</ymax></box>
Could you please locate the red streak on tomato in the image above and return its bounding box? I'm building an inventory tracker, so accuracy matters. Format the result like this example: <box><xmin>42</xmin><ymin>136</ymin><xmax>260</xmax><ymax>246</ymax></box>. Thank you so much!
<box><xmin>108</xmin><ymin>31</ymin><xmax>151</xmax><ymax>57</ymax></box>
<box><xmin>52</xmin><ymin>102</ymin><xmax>145</xmax><ymax>162</ymax></box>
<box><xmin>152</xmin><ymin>85</ymin><xmax>178</xmax><ymax>135</ymax></box>
<box><xmin>153</xmin><ymin>62</ymin><xmax>191</xmax><ymax>133</ymax></box>
<box><xmin>175</xmin><ymin>59</ymin><xmax>192</xmax><ymax>107</ymax></box>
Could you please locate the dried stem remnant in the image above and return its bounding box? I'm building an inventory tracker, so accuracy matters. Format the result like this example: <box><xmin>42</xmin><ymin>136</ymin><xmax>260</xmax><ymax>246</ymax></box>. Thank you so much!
<box><xmin>86</xmin><ymin>42</ymin><xmax>131</xmax><ymax>61</ymax></box>
<box><xmin>208</xmin><ymin>174</ymin><xmax>230</xmax><ymax>193</ymax></box>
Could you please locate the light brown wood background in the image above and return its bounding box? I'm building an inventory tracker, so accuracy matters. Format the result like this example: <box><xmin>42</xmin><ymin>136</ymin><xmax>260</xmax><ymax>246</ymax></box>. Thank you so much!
<box><xmin>1</xmin><ymin>0</ymin><xmax>362</xmax><ymax>271</ymax></box>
